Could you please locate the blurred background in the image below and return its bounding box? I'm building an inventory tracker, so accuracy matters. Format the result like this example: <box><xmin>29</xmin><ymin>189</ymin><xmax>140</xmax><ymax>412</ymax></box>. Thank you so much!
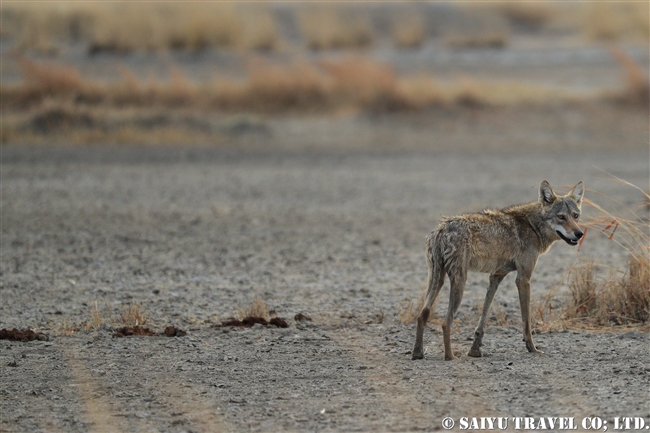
<box><xmin>1</xmin><ymin>1</ymin><xmax>648</xmax><ymax>147</ymax></box>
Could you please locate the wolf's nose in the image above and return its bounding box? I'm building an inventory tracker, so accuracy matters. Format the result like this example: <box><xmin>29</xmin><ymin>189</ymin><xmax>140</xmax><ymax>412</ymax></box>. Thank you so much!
<box><xmin>575</xmin><ymin>231</ymin><xmax>583</xmax><ymax>239</ymax></box>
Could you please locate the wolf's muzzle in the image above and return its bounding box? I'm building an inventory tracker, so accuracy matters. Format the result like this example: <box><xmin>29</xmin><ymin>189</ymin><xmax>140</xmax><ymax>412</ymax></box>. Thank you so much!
<box><xmin>556</xmin><ymin>230</ymin><xmax>583</xmax><ymax>246</ymax></box>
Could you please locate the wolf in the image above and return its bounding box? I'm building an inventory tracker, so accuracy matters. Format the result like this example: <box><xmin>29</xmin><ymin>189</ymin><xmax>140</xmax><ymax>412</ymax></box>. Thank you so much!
<box><xmin>412</xmin><ymin>180</ymin><xmax>584</xmax><ymax>360</ymax></box>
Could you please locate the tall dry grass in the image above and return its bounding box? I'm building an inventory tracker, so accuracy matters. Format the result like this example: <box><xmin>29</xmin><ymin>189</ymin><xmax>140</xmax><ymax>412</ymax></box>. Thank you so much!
<box><xmin>565</xmin><ymin>258</ymin><xmax>649</xmax><ymax>326</ymax></box>
<box><xmin>392</xmin><ymin>13</ymin><xmax>426</xmax><ymax>49</ymax></box>
<box><xmin>490</xmin><ymin>2</ymin><xmax>557</xmax><ymax>30</ymax></box>
<box><xmin>2</xmin><ymin>2</ymin><xmax>280</xmax><ymax>54</ymax></box>
<box><xmin>397</xmin><ymin>285</ymin><xmax>426</xmax><ymax>325</ymax></box>
<box><xmin>297</xmin><ymin>6</ymin><xmax>374</xmax><ymax>50</ymax></box>
<box><xmin>582</xmin><ymin>2</ymin><xmax>649</xmax><ymax>42</ymax></box>
<box><xmin>237</xmin><ymin>297</ymin><xmax>271</xmax><ymax>321</ymax></box>
<box><xmin>119</xmin><ymin>304</ymin><xmax>150</xmax><ymax>327</ymax></box>
<box><xmin>608</xmin><ymin>46</ymin><xmax>650</xmax><ymax>106</ymax></box>
<box><xmin>5</xmin><ymin>56</ymin><xmax>603</xmax><ymax>118</ymax></box>
<box><xmin>445</xmin><ymin>7</ymin><xmax>510</xmax><ymax>49</ymax></box>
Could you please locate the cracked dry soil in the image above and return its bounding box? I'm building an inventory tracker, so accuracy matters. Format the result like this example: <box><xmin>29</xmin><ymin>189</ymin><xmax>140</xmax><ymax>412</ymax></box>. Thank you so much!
<box><xmin>1</xmin><ymin>128</ymin><xmax>649</xmax><ymax>432</ymax></box>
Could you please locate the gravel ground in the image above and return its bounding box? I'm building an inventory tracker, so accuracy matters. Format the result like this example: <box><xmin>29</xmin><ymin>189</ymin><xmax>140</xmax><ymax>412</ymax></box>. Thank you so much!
<box><xmin>1</xmin><ymin>109</ymin><xmax>649</xmax><ymax>432</ymax></box>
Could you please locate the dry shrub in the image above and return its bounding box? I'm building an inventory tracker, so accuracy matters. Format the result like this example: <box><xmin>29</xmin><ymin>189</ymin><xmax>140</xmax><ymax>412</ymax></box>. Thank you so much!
<box><xmin>1</xmin><ymin>54</ymin><xmax>612</xmax><ymax>130</ymax></box>
<box><xmin>608</xmin><ymin>46</ymin><xmax>649</xmax><ymax>106</ymax></box>
<box><xmin>565</xmin><ymin>261</ymin><xmax>599</xmax><ymax>320</ymax></box>
<box><xmin>55</xmin><ymin>318</ymin><xmax>81</xmax><ymax>335</ymax></box>
<box><xmin>17</xmin><ymin>56</ymin><xmax>86</xmax><ymax>95</ymax></box>
<box><xmin>22</xmin><ymin>101</ymin><xmax>96</xmax><ymax>134</ymax></box>
<box><xmin>488</xmin><ymin>305</ymin><xmax>510</xmax><ymax>326</ymax></box>
<box><xmin>396</xmin><ymin>75</ymin><xmax>444</xmax><ymax>108</ymax></box>
<box><xmin>239</xmin><ymin>9</ymin><xmax>281</xmax><ymax>51</ymax></box>
<box><xmin>211</xmin><ymin>57</ymin><xmax>414</xmax><ymax>113</ymax></box>
<box><xmin>320</xmin><ymin>57</ymin><xmax>399</xmax><ymax>107</ymax></box>
<box><xmin>119</xmin><ymin>304</ymin><xmax>149</xmax><ymax>327</ymax></box>
<box><xmin>240</xmin><ymin>58</ymin><xmax>333</xmax><ymax>111</ymax></box>
<box><xmin>398</xmin><ymin>285</ymin><xmax>426</xmax><ymax>325</ymax></box>
<box><xmin>445</xmin><ymin>8</ymin><xmax>509</xmax><ymax>49</ymax></box>
<box><xmin>582</xmin><ymin>2</ymin><xmax>649</xmax><ymax>42</ymax></box>
<box><xmin>85</xmin><ymin>301</ymin><xmax>106</xmax><ymax>331</ymax></box>
<box><xmin>491</xmin><ymin>2</ymin><xmax>557</xmax><ymax>30</ymax></box>
<box><xmin>445</xmin><ymin>31</ymin><xmax>508</xmax><ymax>50</ymax></box>
<box><xmin>161</xmin><ymin>3</ymin><xmax>243</xmax><ymax>51</ymax></box>
<box><xmin>565</xmin><ymin>258</ymin><xmax>650</xmax><ymax>326</ymax></box>
<box><xmin>298</xmin><ymin>6</ymin><xmax>374</xmax><ymax>50</ymax></box>
<box><xmin>3</xmin><ymin>2</ymin><xmax>279</xmax><ymax>54</ymax></box>
<box><xmin>3</xmin><ymin>2</ymin><xmax>94</xmax><ymax>54</ymax></box>
<box><xmin>87</xmin><ymin>3</ymin><xmax>243</xmax><ymax>53</ymax></box>
<box><xmin>237</xmin><ymin>296</ymin><xmax>270</xmax><ymax>321</ymax></box>
<box><xmin>392</xmin><ymin>13</ymin><xmax>426</xmax><ymax>48</ymax></box>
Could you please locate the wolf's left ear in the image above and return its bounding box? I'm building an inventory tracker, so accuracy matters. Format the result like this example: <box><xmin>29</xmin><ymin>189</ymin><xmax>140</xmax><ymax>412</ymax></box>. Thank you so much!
<box><xmin>539</xmin><ymin>180</ymin><xmax>557</xmax><ymax>205</ymax></box>
<box><xmin>569</xmin><ymin>181</ymin><xmax>584</xmax><ymax>206</ymax></box>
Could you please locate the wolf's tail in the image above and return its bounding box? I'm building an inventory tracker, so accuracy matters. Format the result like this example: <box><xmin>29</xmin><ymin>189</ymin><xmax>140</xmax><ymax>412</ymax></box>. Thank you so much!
<box><xmin>425</xmin><ymin>229</ymin><xmax>445</xmax><ymax>293</ymax></box>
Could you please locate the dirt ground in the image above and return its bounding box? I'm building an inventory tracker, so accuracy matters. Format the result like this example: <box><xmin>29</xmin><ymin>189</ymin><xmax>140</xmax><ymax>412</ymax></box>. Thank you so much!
<box><xmin>1</xmin><ymin>104</ymin><xmax>649</xmax><ymax>432</ymax></box>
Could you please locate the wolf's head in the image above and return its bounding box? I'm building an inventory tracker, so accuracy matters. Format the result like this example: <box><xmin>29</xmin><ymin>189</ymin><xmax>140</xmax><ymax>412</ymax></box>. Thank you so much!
<box><xmin>539</xmin><ymin>180</ymin><xmax>584</xmax><ymax>246</ymax></box>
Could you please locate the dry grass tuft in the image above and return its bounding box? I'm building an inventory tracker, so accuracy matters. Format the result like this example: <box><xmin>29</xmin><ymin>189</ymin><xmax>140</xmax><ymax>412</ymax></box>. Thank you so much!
<box><xmin>3</xmin><ymin>55</ymin><xmax>605</xmax><ymax>118</ymax></box>
<box><xmin>237</xmin><ymin>296</ymin><xmax>271</xmax><ymax>321</ymax></box>
<box><xmin>488</xmin><ymin>305</ymin><xmax>511</xmax><ymax>326</ymax></box>
<box><xmin>55</xmin><ymin>318</ymin><xmax>81</xmax><ymax>335</ymax></box>
<box><xmin>298</xmin><ymin>6</ymin><xmax>374</xmax><ymax>50</ymax></box>
<box><xmin>226</xmin><ymin>58</ymin><xmax>333</xmax><ymax>112</ymax></box>
<box><xmin>445</xmin><ymin>31</ymin><xmax>508</xmax><ymax>50</ymax></box>
<box><xmin>319</xmin><ymin>57</ymin><xmax>401</xmax><ymax>108</ymax></box>
<box><xmin>565</xmin><ymin>261</ymin><xmax>599</xmax><ymax>320</ymax></box>
<box><xmin>608</xmin><ymin>46</ymin><xmax>650</xmax><ymax>106</ymax></box>
<box><xmin>398</xmin><ymin>285</ymin><xmax>426</xmax><ymax>325</ymax></box>
<box><xmin>119</xmin><ymin>304</ymin><xmax>149</xmax><ymax>327</ymax></box>
<box><xmin>564</xmin><ymin>257</ymin><xmax>650</xmax><ymax>326</ymax></box>
<box><xmin>3</xmin><ymin>2</ymin><xmax>279</xmax><ymax>54</ymax></box>
<box><xmin>491</xmin><ymin>2</ymin><xmax>557</xmax><ymax>30</ymax></box>
<box><xmin>392</xmin><ymin>13</ymin><xmax>426</xmax><ymax>49</ymax></box>
<box><xmin>582</xmin><ymin>2</ymin><xmax>649</xmax><ymax>42</ymax></box>
<box><xmin>84</xmin><ymin>301</ymin><xmax>106</xmax><ymax>331</ymax></box>
<box><xmin>17</xmin><ymin>55</ymin><xmax>87</xmax><ymax>95</ymax></box>
<box><xmin>445</xmin><ymin>8</ymin><xmax>509</xmax><ymax>49</ymax></box>
<box><xmin>239</xmin><ymin>9</ymin><xmax>281</xmax><ymax>51</ymax></box>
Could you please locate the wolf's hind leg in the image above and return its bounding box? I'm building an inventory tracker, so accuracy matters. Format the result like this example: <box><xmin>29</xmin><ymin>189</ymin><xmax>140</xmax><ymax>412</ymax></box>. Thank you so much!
<box><xmin>442</xmin><ymin>271</ymin><xmax>466</xmax><ymax>360</ymax></box>
<box><xmin>468</xmin><ymin>273</ymin><xmax>507</xmax><ymax>357</ymax></box>
<box><xmin>412</xmin><ymin>246</ymin><xmax>445</xmax><ymax>360</ymax></box>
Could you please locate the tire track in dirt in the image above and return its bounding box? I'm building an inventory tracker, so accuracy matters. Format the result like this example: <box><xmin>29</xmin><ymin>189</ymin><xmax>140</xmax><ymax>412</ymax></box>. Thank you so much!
<box><xmin>143</xmin><ymin>359</ymin><xmax>231</xmax><ymax>433</ymax></box>
<box><xmin>65</xmin><ymin>337</ymin><xmax>231</xmax><ymax>433</ymax></box>
<box><xmin>64</xmin><ymin>346</ymin><xmax>125</xmax><ymax>433</ymax></box>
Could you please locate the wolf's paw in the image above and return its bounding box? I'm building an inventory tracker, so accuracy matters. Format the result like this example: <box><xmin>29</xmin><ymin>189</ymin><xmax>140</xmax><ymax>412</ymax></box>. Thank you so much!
<box><xmin>411</xmin><ymin>351</ymin><xmax>424</xmax><ymax>360</ymax></box>
<box><xmin>526</xmin><ymin>344</ymin><xmax>544</xmax><ymax>354</ymax></box>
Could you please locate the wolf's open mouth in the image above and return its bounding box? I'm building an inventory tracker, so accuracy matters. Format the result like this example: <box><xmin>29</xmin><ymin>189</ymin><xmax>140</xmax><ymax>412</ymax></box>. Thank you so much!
<box><xmin>556</xmin><ymin>230</ymin><xmax>578</xmax><ymax>246</ymax></box>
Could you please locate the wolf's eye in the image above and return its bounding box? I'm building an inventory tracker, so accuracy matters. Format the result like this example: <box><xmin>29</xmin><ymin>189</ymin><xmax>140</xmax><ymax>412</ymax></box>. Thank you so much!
<box><xmin>573</xmin><ymin>213</ymin><xmax>580</xmax><ymax>219</ymax></box>
<box><xmin>557</xmin><ymin>215</ymin><xmax>565</xmax><ymax>220</ymax></box>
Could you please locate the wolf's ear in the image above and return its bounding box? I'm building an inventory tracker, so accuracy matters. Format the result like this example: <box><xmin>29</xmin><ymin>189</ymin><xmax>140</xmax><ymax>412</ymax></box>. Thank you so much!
<box><xmin>539</xmin><ymin>180</ymin><xmax>557</xmax><ymax>205</ymax></box>
<box><xmin>569</xmin><ymin>181</ymin><xmax>584</xmax><ymax>206</ymax></box>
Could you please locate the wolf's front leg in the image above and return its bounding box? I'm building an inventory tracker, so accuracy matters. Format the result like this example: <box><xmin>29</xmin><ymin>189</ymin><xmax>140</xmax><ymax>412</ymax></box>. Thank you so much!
<box><xmin>515</xmin><ymin>274</ymin><xmax>543</xmax><ymax>354</ymax></box>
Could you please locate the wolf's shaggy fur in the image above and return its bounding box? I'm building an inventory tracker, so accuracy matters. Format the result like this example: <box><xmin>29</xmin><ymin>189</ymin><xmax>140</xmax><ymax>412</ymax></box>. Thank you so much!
<box><xmin>412</xmin><ymin>181</ymin><xmax>584</xmax><ymax>360</ymax></box>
